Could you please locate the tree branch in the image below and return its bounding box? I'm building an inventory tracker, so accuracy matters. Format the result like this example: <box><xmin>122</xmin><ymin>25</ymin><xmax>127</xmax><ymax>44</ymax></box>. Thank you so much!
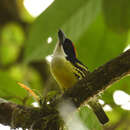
<box><xmin>62</xmin><ymin>49</ymin><xmax>130</xmax><ymax>107</ymax></box>
<box><xmin>0</xmin><ymin>49</ymin><xmax>130</xmax><ymax>129</ymax></box>
<box><xmin>0</xmin><ymin>99</ymin><xmax>62</xmax><ymax>129</ymax></box>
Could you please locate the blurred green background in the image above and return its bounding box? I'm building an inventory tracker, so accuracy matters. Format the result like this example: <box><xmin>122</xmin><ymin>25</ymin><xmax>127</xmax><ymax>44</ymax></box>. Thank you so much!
<box><xmin>0</xmin><ymin>0</ymin><xmax>130</xmax><ymax>129</ymax></box>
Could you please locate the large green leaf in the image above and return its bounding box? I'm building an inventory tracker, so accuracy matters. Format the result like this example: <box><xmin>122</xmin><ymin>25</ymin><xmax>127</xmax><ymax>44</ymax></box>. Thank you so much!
<box><xmin>0</xmin><ymin>71</ymin><xmax>32</xmax><ymax>104</ymax></box>
<box><xmin>24</xmin><ymin>0</ymin><xmax>102</xmax><ymax>63</ymax></box>
<box><xmin>102</xmin><ymin>76</ymin><xmax>130</xmax><ymax>105</ymax></box>
<box><xmin>77</xmin><ymin>15</ymin><xmax>127</xmax><ymax>71</ymax></box>
<box><xmin>102</xmin><ymin>0</ymin><xmax>130</xmax><ymax>33</ymax></box>
<box><xmin>79</xmin><ymin>106</ymin><xmax>102</xmax><ymax>130</ymax></box>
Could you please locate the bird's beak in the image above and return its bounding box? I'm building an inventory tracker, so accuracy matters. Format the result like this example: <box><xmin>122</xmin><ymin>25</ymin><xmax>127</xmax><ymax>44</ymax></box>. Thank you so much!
<box><xmin>58</xmin><ymin>29</ymin><xmax>66</xmax><ymax>45</ymax></box>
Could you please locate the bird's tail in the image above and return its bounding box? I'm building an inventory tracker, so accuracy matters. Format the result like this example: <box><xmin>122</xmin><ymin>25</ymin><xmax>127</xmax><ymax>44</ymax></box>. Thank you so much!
<box><xmin>88</xmin><ymin>98</ymin><xmax>109</xmax><ymax>125</ymax></box>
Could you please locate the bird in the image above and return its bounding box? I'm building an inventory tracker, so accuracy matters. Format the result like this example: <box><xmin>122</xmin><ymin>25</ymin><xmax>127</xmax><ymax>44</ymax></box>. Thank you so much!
<box><xmin>50</xmin><ymin>29</ymin><xmax>109</xmax><ymax>125</ymax></box>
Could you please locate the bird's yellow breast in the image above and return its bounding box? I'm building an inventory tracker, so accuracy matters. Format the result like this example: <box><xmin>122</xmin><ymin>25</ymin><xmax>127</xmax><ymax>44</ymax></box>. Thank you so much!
<box><xmin>50</xmin><ymin>56</ymin><xmax>78</xmax><ymax>90</ymax></box>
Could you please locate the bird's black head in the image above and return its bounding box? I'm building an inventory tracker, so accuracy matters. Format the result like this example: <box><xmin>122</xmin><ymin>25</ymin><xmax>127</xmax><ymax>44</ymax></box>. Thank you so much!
<box><xmin>58</xmin><ymin>30</ymin><xmax>76</xmax><ymax>61</ymax></box>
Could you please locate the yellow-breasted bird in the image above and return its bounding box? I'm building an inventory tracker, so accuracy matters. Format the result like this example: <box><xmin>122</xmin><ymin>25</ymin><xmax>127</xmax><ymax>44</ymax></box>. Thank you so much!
<box><xmin>50</xmin><ymin>30</ymin><xmax>109</xmax><ymax>124</ymax></box>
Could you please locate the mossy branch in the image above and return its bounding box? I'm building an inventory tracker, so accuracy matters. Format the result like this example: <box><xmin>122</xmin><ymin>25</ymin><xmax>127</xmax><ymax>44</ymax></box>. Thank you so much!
<box><xmin>62</xmin><ymin>49</ymin><xmax>130</xmax><ymax>107</ymax></box>
<box><xmin>0</xmin><ymin>49</ymin><xmax>130</xmax><ymax>129</ymax></box>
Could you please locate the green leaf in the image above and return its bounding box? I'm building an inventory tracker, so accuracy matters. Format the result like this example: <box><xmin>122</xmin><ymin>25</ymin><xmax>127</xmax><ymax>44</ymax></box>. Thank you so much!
<box><xmin>79</xmin><ymin>106</ymin><xmax>102</xmax><ymax>130</ymax></box>
<box><xmin>102</xmin><ymin>0</ymin><xmax>130</xmax><ymax>33</ymax></box>
<box><xmin>0</xmin><ymin>71</ymin><xmax>30</xmax><ymax>104</ymax></box>
<box><xmin>77</xmin><ymin>15</ymin><xmax>127</xmax><ymax>71</ymax></box>
<box><xmin>24</xmin><ymin>0</ymin><xmax>102</xmax><ymax>63</ymax></box>
<box><xmin>1</xmin><ymin>23</ymin><xmax>25</xmax><ymax>46</ymax></box>
<box><xmin>102</xmin><ymin>76</ymin><xmax>130</xmax><ymax>105</ymax></box>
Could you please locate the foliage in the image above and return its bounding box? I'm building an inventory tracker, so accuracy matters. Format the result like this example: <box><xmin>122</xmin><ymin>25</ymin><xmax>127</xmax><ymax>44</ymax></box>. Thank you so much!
<box><xmin>0</xmin><ymin>0</ymin><xmax>130</xmax><ymax>129</ymax></box>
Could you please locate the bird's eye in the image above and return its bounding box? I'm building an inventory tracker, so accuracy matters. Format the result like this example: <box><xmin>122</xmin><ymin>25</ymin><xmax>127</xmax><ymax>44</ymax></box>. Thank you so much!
<box><xmin>63</xmin><ymin>39</ymin><xmax>76</xmax><ymax>58</ymax></box>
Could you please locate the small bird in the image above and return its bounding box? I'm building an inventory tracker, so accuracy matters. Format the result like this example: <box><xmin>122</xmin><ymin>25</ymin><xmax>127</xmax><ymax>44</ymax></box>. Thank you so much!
<box><xmin>50</xmin><ymin>30</ymin><xmax>109</xmax><ymax>124</ymax></box>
